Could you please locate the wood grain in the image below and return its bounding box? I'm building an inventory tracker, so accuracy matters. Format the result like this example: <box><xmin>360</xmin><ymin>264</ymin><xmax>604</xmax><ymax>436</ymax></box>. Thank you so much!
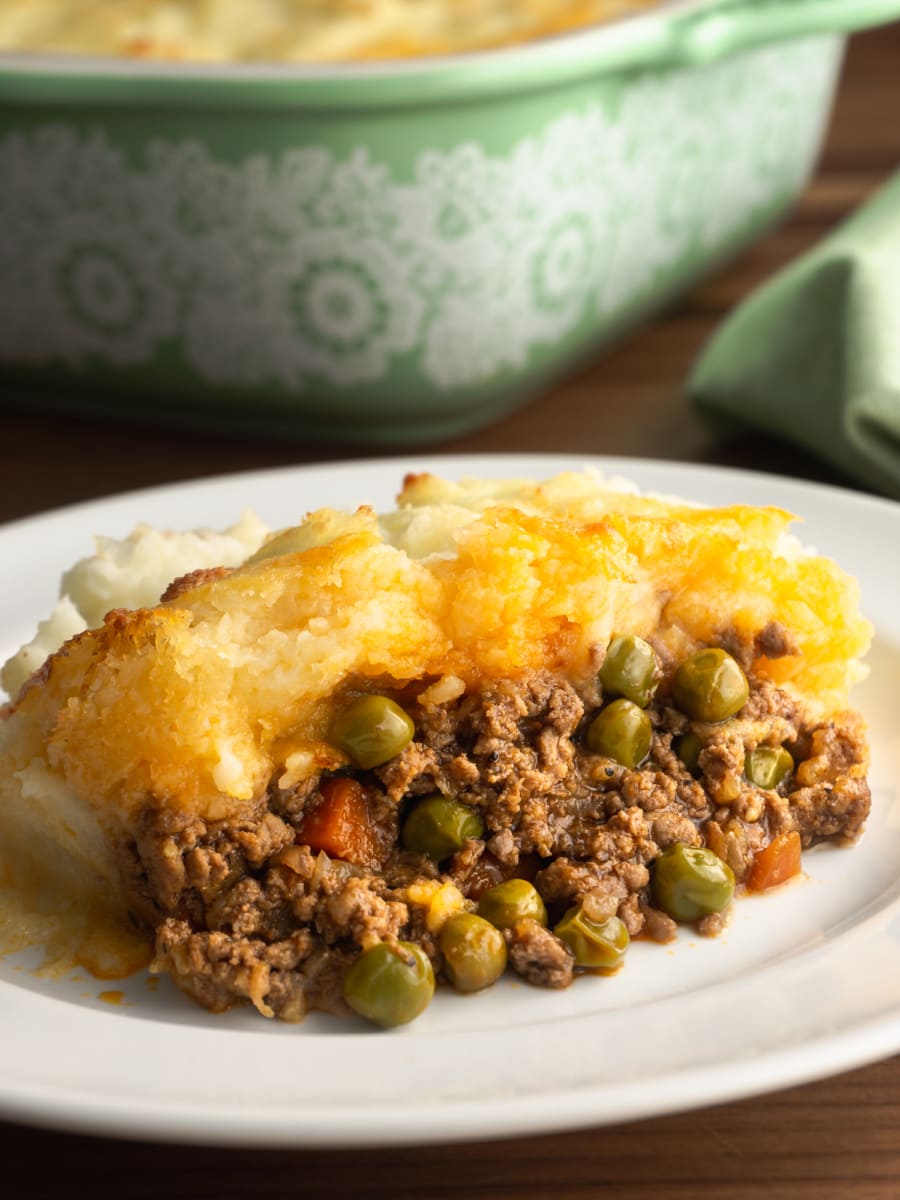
<box><xmin>1</xmin><ymin>22</ymin><xmax>900</xmax><ymax>1199</ymax></box>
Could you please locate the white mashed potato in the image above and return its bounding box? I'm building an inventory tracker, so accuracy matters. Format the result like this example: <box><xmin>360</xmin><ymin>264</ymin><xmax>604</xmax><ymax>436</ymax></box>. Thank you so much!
<box><xmin>1</xmin><ymin>511</ymin><xmax>269</xmax><ymax>701</ymax></box>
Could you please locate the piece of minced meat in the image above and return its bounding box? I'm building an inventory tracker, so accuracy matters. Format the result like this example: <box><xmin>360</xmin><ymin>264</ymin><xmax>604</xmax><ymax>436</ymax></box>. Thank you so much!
<box><xmin>505</xmin><ymin>918</ymin><xmax>574</xmax><ymax>989</ymax></box>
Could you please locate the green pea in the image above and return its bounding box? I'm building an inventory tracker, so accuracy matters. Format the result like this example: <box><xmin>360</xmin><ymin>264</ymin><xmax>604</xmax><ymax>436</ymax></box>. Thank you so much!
<box><xmin>674</xmin><ymin>731</ymin><xmax>703</xmax><ymax>776</ymax></box>
<box><xmin>672</xmin><ymin>648</ymin><xmax>749</xmax><ymax>723</ymax></box>
<box><xmin>651</xmin><ymin>843</ymin><xmax>735</xmax><ymax>922</ymax></box>
<box><xmin>439</xmin><ymin>913</ymin><xmax>507</xmax><ymax>993</ymax></box>
<box><xmin>745</xmin><ymin>746</ymin><xmax>794</xmax><ymax>790</ymax></box>
<box><xmin>330</xmin><ymin>695</ymin><xmax>415</xmax><ymax>769</ymax></box>
<box><xmin>342</xmin><ymin>941</ymin><xmax>434</xmax><ymax>1028</ymax></box>
<box><xmin>401</xmin><ymin>794</ymin><xmax>484</xmax><ymax>861</ymax></box>
<box><xmin>585</xmin><ymin>698</ymin><xmax>652</xmax><ymax>768</ymax></box>
<box><xmin>554</xmin><ymin>906</ymin><xmax>630</xmax><ymax>970</ymax></box>
<box><xmin>477</xmin><ymin>879</ymin><xmax>548</xmax><ymax>930</ymax></box>
<box><xmin>599</xmin><ymin>633</ymin><xmax>659</xmax><ymax>708</ymax></box>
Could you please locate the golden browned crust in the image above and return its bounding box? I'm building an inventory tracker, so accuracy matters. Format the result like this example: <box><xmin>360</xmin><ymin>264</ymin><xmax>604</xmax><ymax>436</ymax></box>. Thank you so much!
<box><xmin>161</xmin><ymin>566</ymin><xmax>233</xmax><ymax>603</ymax></box>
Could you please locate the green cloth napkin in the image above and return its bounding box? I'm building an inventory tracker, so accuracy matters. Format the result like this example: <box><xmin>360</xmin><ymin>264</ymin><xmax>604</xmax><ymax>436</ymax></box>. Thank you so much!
<box><xmin>688</xmin><ymin>170</ymin><xmax>900</xmax><ymax>499</ymax></box>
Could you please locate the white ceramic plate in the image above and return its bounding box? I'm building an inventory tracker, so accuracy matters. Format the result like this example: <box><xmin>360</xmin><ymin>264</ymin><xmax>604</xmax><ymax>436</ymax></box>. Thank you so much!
<box><xmin>1</xmin><ymin>453</ymin><xmax>898</xmax><ymax>1148</ymax></box>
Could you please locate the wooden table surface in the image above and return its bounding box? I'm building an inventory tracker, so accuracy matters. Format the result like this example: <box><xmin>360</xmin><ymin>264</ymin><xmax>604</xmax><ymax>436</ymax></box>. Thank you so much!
<box><xmin>2</xmin><ymin>23</ymin><xmax>900</xmax><ymax>1200</ymax></box>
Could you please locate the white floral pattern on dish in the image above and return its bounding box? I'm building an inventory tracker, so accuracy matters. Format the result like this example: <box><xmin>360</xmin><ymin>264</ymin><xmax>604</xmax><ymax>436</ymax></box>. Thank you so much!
<box><xmin>0</xmin><ymin>40</ymin><xmax>836</xmax><ymax>389</ymax></box>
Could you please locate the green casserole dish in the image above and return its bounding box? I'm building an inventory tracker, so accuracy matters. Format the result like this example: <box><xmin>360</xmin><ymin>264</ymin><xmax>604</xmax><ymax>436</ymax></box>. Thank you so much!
<box><xmin>0</xmin><ymin>0</ymin><xmax>898</xmax><ymax>443</ymax></box>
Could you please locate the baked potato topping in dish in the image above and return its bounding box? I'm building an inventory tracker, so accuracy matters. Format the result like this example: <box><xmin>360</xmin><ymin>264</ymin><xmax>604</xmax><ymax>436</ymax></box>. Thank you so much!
<box><xmin>0</xmin><ymin>0</ymin><xmax>658</xmax><ymax>62</ymax></box>
<box><xmin>0</xmin><ymin>472</ymin><xmax>872</xmax><ymax>1025</ymax></box>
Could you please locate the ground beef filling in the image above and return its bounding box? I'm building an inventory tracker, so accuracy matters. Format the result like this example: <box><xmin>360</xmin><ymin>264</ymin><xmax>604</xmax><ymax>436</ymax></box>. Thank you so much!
<box><xmin>141</xmin><ymin>668</ymin><xmax>869</xmax><ymax>1022</ymax></box>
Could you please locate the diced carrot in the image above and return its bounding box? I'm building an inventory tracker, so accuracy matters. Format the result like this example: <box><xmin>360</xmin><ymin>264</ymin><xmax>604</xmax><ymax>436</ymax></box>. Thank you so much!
<box><xmin>748</xmin><ymin>830</ymin><xmax>802</xmax><ymax>892</ymax></box>
<box><xmin>297</xmin><ymin>777</ymin><xmax>384</xmax><ymax>869</ymax></box>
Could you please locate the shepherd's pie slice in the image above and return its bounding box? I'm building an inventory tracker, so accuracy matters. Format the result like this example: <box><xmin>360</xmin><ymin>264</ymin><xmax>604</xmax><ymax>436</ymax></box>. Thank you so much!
<box><xmin>0</xmin><ymin>472</ymin><xmax>871</xmax><ymax>1023</ymax></box>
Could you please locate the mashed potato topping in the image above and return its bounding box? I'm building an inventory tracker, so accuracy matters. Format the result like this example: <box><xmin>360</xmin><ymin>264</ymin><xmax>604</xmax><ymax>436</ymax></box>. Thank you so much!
<box><xmin>0</xmin><ymin>0</ymin><xmax>659</xmax><ymax>63</ymax></box>
<box><xmin>1</xmin><ymin>470</ymin><xmax>869</xmax><ymax>814</ymax></box>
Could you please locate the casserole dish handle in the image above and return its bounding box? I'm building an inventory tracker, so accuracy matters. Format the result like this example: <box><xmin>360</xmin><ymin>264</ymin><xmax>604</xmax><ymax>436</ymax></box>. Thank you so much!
<box><xmin>667</xmin><ymin>0</ymin><xmax>900</xmax><ymax>65</ymax></box>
